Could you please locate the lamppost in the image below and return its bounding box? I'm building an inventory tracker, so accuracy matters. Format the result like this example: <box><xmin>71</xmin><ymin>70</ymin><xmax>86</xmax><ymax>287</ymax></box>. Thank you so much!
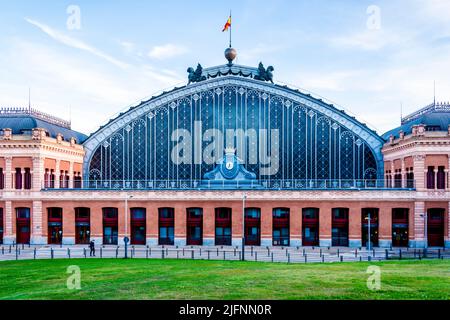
<box><xmin>366</xmin><ymin>213</ymin><xmax>371</xmax><ymax>252</ymax></box>
<box><xmin>242</xmin><ymin>192</ymin><xmax>247</xmax><ymax>261</ymax></box>
<box><xmin>123</xmin><ymin>194</ymin><xmax>133</xmax><ymax>259</ymax></box>
<box><xmin>420</xmin><ymin>212</ymin><xmax>428</xmax><ymax>249</ymax></box>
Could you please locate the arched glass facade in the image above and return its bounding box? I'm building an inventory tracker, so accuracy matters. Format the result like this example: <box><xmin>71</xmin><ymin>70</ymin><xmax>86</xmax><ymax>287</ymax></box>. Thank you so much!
<box><xmin>84</xmin><ymin>76</ymin><xmax>383</xmax><ymax>189</ymax></box>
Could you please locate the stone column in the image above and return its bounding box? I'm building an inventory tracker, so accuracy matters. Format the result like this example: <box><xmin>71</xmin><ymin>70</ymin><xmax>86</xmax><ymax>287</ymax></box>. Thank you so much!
<box><xmin>348</xmin><ymin>204</ymin><xmax>362</xmax><ymax>248</ymax></box>
<box><xmin>290</xmin><ymin>205</ymin><xmax>302</xmax><ymax>247</ymax></box>
<box><xmin>434</xmin><ymin>169</ymin><xmax>438</xmax><ymax>190</ymax></box>
<box><xmin>319</xmin><ymin>204</ymin><xmax>332</xmax><ymax>247</ymax></box>
<box><xmin>62</xmin><ymin>205</ymin><xmax>75</xmax><ymax>245</ymax></box>
<box><xmin>174</xmin><ymin>204</ymin><xmax>186</xmax><ymax>246</ymax></box>
<box><xmin>4</xmin><ymin>157</ymin><xmax>12</xmax><ymax>191</ymax></box>
<box><xmin>202</xmin><ymin>204</ymin><xmax>215</xmax><ymax>246</ymax></box>
<box><xmin>260</xmin><ymin>206</ymin><xmax>273</xmax><ymax>247</ymax></box>
<box><xmin>413</xmin><ymin>155</ymin><xmax>425</xmax><ymax>191</ymax></box>
<box><xmin>32</xmin><ymin>157</ymin><xmax>44</xmax><ymax>190</ymax></box>
<box><xmin>3</xmin><ymin>201</ymin><xmax>15</xmax><ymax>244</ymax></box>
<box><xmin>69</xmin><ymin>162</ymin><xmax>74</xmax><ymax>189</ymax></box>
<box><xmin>379</xmin><ymin>206</ymin><xmax>392</xmax><ymax>248</ymax></box>
<box><xmin>401</xmin><ymin>158</ymin><xmax>406</xmax><ymax>188</ymax></box>
<box><xmin>54</xmin><ymin>160</ymin><xmax>60</xmax><ymax>189</ymax></box>
<box><xmin>412</xmin><ymin>201</ymin><xmax>426</xmax><ymax>248</ymax></box>
<box><xmin>20</xmin><ymin>169</ymin><xmax>25</xmax><ymax>190</ymax></box>
<box><xmin>390</xmin><ymin>162</ymin><xmax>395</xmax><ymax>188</ymax></box>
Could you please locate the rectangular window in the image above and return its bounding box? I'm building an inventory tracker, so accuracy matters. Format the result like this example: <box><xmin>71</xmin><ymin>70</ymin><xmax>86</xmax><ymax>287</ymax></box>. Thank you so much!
<box><xmin>15</xmin><ymin>168</ymin><xmax>22</xmax><ymax>189</ymax></box>
<box><xmin>24</xmin><ymin>168</ymin><xmax>31</xmax><ymax>189</ymax></box>
<box><xmin>0</xmin><ymin>168</ymin><xmax>4</xmax><ymax>189</ymax></box>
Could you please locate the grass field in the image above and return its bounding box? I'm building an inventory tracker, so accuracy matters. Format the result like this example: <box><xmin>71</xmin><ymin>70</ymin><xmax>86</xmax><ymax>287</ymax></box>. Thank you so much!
<box><xmin>0</xmin><ymin>259</ymin><xmax>449</xmax><ymax>300</ymax></box>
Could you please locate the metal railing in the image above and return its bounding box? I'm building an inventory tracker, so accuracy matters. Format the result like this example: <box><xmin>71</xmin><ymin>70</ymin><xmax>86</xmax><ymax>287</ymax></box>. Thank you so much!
<box><xmin>42</xmin><ymin>179</ymin><xmax>416</xmax><ymax>191</ymax></box>
<box><xmin>2</xmin><ymin>244</ymin><xmax>447</xmax><ymax>264</ymax></box>
<box><xmin>401</xmin><ymin>101</ymin><xmax>450</xmax><ymax>125</ymax></box>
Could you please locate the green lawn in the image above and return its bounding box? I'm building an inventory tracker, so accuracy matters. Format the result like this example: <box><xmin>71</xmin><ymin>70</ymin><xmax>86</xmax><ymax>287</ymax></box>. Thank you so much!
<box><xmin>0</xmin><ymin>259</ymin><xmax>449</xmax><ymax>300</ymax></box>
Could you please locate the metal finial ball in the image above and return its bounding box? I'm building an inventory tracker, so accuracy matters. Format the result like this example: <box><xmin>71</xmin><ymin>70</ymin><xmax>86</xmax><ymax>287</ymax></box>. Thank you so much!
<box><xmin>224</xmin><ymin>47</ymin><xmax>237</xmax><ymax>63</ymax></box>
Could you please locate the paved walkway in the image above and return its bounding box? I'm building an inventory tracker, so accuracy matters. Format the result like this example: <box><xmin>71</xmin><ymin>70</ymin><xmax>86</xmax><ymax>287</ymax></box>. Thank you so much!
<box><xmin>0</xmin><ymin>244</ymin><xmax>448</xmax><ymax>263</ymax></box>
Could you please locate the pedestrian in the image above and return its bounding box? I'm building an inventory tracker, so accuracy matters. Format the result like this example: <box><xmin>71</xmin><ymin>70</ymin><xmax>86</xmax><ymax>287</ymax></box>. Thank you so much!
<box><xmin>89</xmin><ymin>240</ymin><xmax>96</xmax><ymax>257</ymax></box>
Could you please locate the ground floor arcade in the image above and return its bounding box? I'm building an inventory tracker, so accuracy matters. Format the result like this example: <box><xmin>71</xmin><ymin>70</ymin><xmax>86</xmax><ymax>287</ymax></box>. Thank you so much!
<box><xmin>1</xmin><ymin>197</ymin><xmax>449</xmax><ymax>248</ymax></box>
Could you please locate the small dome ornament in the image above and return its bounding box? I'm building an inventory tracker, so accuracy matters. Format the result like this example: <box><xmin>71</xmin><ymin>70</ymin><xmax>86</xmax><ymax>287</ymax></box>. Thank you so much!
<box><xmin>224</xmin><ymin>47</ymin><xmax>237</xmax><ymax>65</ymax></box>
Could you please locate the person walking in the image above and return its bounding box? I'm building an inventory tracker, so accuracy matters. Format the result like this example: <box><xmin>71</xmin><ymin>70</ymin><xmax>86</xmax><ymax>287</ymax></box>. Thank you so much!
<box><xmin>89</xmin><ymin>240</ymin><xmax>96</xmax><ymax>257</ymax></box>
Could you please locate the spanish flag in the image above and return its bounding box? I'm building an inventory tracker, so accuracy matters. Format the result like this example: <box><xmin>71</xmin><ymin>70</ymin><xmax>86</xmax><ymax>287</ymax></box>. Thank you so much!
<box><xmin>222</xmin><ymin>16</ymin><xmax>231</xmax><ymax>32</ymax></box>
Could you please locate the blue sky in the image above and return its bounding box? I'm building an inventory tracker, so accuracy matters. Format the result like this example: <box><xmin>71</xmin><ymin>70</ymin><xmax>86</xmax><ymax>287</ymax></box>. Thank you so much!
<box><xmin>0</xmin><ymin>0</ymin><xmax>449</xmax><ymax>135</ymax></box>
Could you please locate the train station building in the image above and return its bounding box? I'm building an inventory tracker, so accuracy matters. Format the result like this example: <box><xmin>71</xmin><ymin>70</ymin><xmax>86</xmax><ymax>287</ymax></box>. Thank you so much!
<box><xmin>0</xmin><ymin>49</ymin><xmax>449</xmax><ymax>248</ymax></box>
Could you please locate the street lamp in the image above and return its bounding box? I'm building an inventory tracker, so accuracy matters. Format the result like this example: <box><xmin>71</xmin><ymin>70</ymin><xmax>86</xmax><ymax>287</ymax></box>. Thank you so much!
<box><xmin>420</xmin><ymin>213</ymin><xmax>428</xmax><ymax>249</ymax></box>
<box><xmin>124</xmin><ymin>194</ymin><xmax>134</xmax><ymax>238</ymax></box>
<box><xmin>365</xmin><ymin>213</ymin><xmax>371</xmax><ymax>252</ymax></box>
<box><xmin>242</xmin><ymin>192</ymin><xmax>247</xmax><ymax>261</ymax></box>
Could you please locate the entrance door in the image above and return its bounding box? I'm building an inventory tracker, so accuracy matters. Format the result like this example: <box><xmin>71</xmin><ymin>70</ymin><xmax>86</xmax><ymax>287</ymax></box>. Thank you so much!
<box><xmin>244</xmin><ymin>208</ymin><xmax>260</xmax><ymax>246</ymax></box>
<box><xmin>187</xmin><ymin>208</ymin><xmax>203</xmax><ymax>245</ymax></box>
<box><xmin>103</xmin><ymin>208</ymin><xmax>118</xmax><ymax>245</ymax></box>
<box><xmin>16</xmin><ymin>207</ymin><xmax>31</xmax><ymax>244</ymax></box>
<box><xmin>215</xmin><ymin>208</ymin><xmax>232</xmax><ymax>246</ymax></box>
<box><xmin>0</xmin><ymin>208</ymin><xmax>3</xmax><ymax>244</ymax></box>
<box><xmin>362</xmin><ymin>208</ymin><xmax>379</xmax><ymax>247</ymax></box>
<box><xmin>273</xmin><ymin>208</ymin><xmax>290</xmax><ymax>246</ymax></box>
<box><xmin>302</xmin><ymin>208</ymin><xmax>319</xmax><ymax>246</ymax></box>
<box><xmin>159</xmin><ymin>208</ymin><xmax>174</xmax><ymax>245</ymax></box>
<box><xmin>392</xmin><ymin>208</ymin><xmax>409</xmax><ymax>247</ymax></box>
<box><xmin>131</xmin><ymin>208</ymin><xmax>146</xmax><ymax>245</ymax></box>
<box><xmin>75</xmin><ymin>208</ymin><xmax>90</xmax><ymax>244</ymax></box>
<box><xmin>332</xmin><ymin>208</ymin><xmax>349</xmax><ymax>247</ymax></box>
<box><xmin>48</xmin><ymin>208</ymin><xmax>63</xmax><ymax>245</ymax></box>
<box><xmin>428</xmin><ymin>209</ymin><xmax>445</xmax><ymax>247</ymax></box>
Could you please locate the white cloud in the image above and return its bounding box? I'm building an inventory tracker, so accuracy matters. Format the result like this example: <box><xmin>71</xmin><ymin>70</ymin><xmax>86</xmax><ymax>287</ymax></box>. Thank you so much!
<box><xmin>25</xmin><ymin>18</ymin><xmax>129</xmax><ymax>69</ymax></box>
<box><xmin>330</xmin><ymin>30</ymin><xmax>399</xmax><ymax>51</ymax></box>
<box><xmin>0</xmin><ymin>38</ymin><xmax>183</xmax><ymax>134</ymax></box>
<box><xmin>148</xmin><ymin>44</ymin><xmax>188</xmax><ymax>60</ymax></box>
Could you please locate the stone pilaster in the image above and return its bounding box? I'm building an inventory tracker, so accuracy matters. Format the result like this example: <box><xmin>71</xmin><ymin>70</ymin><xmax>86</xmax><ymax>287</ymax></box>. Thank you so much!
<box><xmin>401</xmin><ymin>158</ymin><xmax>406</xmax><ymax>188</ymax></box>
<box><xmin>54</xmin><ymin>159</ymin><xmax>60</xmax><ymax>189</ymax></box>
<box><xmin>411</xmin><ymin>201</ymin><xmax>426</xmax><ymax>248</ymax></box>
<box><xmin>413</xmin><ymin>155</ymin><xmax>425</xmax><ymax>191</ymax></box>
<box><xmin>32</xmin><ymin>157</ymin><xmax>44</xmax><ymax>190</ymax></box>
<box><xmin>3</xmin><ymin>201</ymin><xmax>15</xmax><ymax>244</ymax></box>
<box><xmin>4</xmin><ymin>157</ymin><xmax>12</xmax><ymax>191</ymax></box>
<box><xmin>31</xmin><ymin>201</ymin><xmax>46</xmax><ymax>244</ymax></box>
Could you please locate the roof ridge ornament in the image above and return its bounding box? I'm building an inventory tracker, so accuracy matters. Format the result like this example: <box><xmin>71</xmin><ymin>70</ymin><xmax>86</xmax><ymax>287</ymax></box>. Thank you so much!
<box><xmin>187</xmin><ymin>64</ymin><xmax>206</xmax><ymax>85</ymax></box>
<box><xmin>254</xmin><ymin>62</ymin><xmax>274</xmax><ymax>84</ymax></box>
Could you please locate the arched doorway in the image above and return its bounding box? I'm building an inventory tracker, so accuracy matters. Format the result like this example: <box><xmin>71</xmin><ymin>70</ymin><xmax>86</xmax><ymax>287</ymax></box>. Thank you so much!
<box><xmin>392</xmin><ymin>208</ymin><xmax>409</xmax><ymax>247</ymax></box>
<box><xmin>48</xmin><ymin>208</ymin><xmax>63</xmax><ymax>244</ymax></box>
<box><xmin>187</xmin><ymin>208</ymin><xmax>203</xmax><ymax>245</ymax></box>
<box><xmin>158</xmin><ymin>208</ymin><xmax>174</xmax><ymax>245</ymax></box>
<box><xmin>302</xmin><ymin>208</ymin><xmax>319</xmax><ymax>246</ymax></box>
<box><xmin>131</xmin><ymin>208</ymin><xmax>146</xmax><ymax>245</ymax></box>
<box><xmin>16</xmin><ymin>207</ymin><xmax>30</xmax><ymax>244</ymax></box>
<box><xmin>362</xmin><ymin>208</ymin><xmax>379</xmax><ymax>247</ymax></box>
<box><xmin>103</xmin><ymin>208</ymin><xmax>118</xmax><ymax>245</ymax></box>
<box><xmin>0</xmin><ymin>208</ymin><xmax>3</xmax><ymax>244</ymax></box>
<box><xmin>75</xmin><ymin>207</ymin><xmax>90</xmax><ymax>244</ymax></box>
<box><xmin>428</xmin><ymin>208</ymin><xmax>445</xmax><ymax>247</ymax></box>
<box><xmin>215</xmin><ymin>208</ymin><xmax>232</xmax><ymax>246</ymax></box>
<box><xmin>273</xmin><ymin>208</ymin><xmax>290</xmax><ymax>246</ymax></box>
<box><xmin>332</xmin><ymin>208</ymin><xmax>349</xmax><ymax>246</ymax></box>
<box><xmin>244</xmin><ymin>208</ymin><xmax>261</xmax><ymax>246</ymax></box>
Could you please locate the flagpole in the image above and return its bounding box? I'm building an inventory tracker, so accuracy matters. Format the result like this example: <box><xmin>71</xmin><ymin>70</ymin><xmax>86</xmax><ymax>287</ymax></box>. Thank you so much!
<box><xmin>229</xmin><ymin>11</ymin><xmax>232</xmax><ymax>48</ymax></box>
